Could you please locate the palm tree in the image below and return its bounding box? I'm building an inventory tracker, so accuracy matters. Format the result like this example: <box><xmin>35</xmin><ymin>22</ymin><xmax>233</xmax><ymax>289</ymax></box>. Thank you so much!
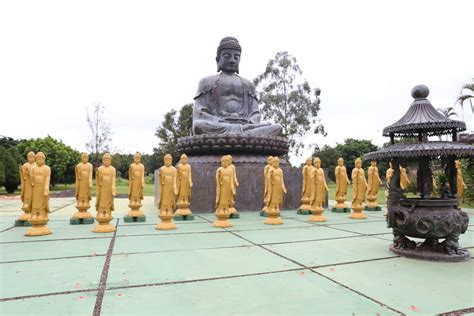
<box><xmin>437</xmin><ymin>106</ymin><xmax>458</xmax><ymax>118</ymax></box>
<box><xmin>455</xmin><ymin>82</ymin><xmax>474</xmax><ymax>115</ymax></box>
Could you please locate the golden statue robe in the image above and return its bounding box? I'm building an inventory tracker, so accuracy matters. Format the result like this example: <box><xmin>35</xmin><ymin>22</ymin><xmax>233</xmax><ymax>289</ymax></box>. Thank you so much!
<box><xmin>177</xmin><ymin>163</ymin><xmax>192</xmax><ymax>204</ymax></box>
<box><xmin>400</xmin><ymin>166</ymin><xmax>410</xmax><ymax>190</ymax></box>
<box><xmin>158</xmin><ymin>165</ymin><xmax>177</xmax><ymax>212</ymax></box>
<box><xmin>75</xmin><ymin>162</ymin><xmax>93</xmax><ymax>205</ymax></box>
<box><xmin>266</xmin><ymin>167</ymin><xmax>286</xmax><ymax>210</ymax></box>
<box><xmin>129</xmin><ymin>162</ymin><xmax>145</xmax><ymax>203</ymax></box>
<box><xmin>457</xmin><ymin>168</ymin><xmax>466</xmax><ymax>200</ymax></box>
<box><xmin>367</xmin><ymin>165</ymin><xmax>381</xmax><ymax>197</ymax></box>
<box><xmin>20</xmin><ymin>161</ymin><xmax>36</xmax><ymax>211</ymax></box>
<box><xmin>263</xmin><ymin>164</ymin><xmax>274</xmax><ymax>205</ymax></box>
<box><xmin>216</xmin><ymin>166</ymin><xmax>235</xmax><ymax>212</ymax></box>
<box><xmin>352</xmin><ymin>167</ymin><xmax>367</xmax><ymax>205</ymax></box>
<box><xmin>335</xmin><ymin>165</ymin><xmax>349</xmax><ymax>199</ymax></box>
<box><xmin>310</xmin><ymin>167</ymin><xmax>327</xmax><ymax>208</ymax></box>
<box><xmin>96</xmin><ymin>165</ymin><xmax>116</xmax><ymax>213</ymax></box>
<box><xmin>301</xmin><ymin>164</ymin><xmax>314</xmax><ymax>202</ymax></box>
<box><xmin>29</xmin><ymin>164</ymin><xmax>51</xmax><ymax>217</ymax></box>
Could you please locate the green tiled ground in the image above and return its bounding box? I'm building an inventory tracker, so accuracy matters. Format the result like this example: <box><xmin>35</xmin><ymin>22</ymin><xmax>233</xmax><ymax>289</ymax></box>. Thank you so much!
<box><xmin>1</xmin><ymin>197</ymin><xmax>473</xmax><ymax>315</ymax></box>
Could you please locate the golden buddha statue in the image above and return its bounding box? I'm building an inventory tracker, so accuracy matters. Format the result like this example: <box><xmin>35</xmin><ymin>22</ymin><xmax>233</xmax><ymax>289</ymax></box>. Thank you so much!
<box><xmin>261</xmin><ymin>155</ymin><xmax>273</xmax><ymax>216</ymax></box>
<box><xmin>18</xmin><ymin>151</ymin><xmax>36</xmax><ymax>226</ymax></box>
<box><xmin>399</xmin><ymin>164</ymin><xmax>410</xmax><ymax>191</ymax></box>
<box><xmin>455</xmin><ymin>160</ymin><xmax>467</xmax><ymax>205</ymax></box>
<box><xmin>298</xmin><ymin>157</ymin><xmax>314</xmax><ymax>214</ymax></box>
<box><xmin>366</xmin><ymin>160</ymin><xmax>382</xmax><ymax>211</ymax></box>
<box><xmin>227</xmin><ymin>155</ymin><xmax>239</xmax><ymax>218</ymax></box>
<box><xmin>25</xmin><ymin>152</ymin><xmax>52</xmax><ymax>236</ymax></box>
<box><xmin>125</xmin><ymin>152</ymin><xmax>146</xmax><ymax>222</ymax></box>
<box><xmin>71</xmin><ymin>153</ymin><xmax>94</xmax><ymax>224</ymax></box>
<box><xmin>175</xmin><ymin>154</ymin><xmax>194</xmax><ymax>220</ymax></box>
<box><xmin>264</xmin><ymin>157</ymin><xmax>286</xmax><ymax>225</ymax></box>
<box><xmin>333</xmin><ymin>158</ymin><xmax>351</xmax><ymax>212</ymax></box>
<box><xmin>309</xmin><ymin>157</ymin><xmax>328</xmax><ymax>222</ymax></box>
<box><xmin>214</xmin><ymin>155</ymin><xmax>235</xmax><ymax>228</ymax></box>
<box><xmin>92</xmin><ymin>153</ymin><xmax>117</xmax><ymax>233</ymax></box>
<box><xmin>156</xmin><ymin>154</ymin><xmax>178</xmax><ymax>230</ymax></box>
<box><xmin>350</xmin><ymin>158</ymin><xmax>367</xmax><ymax>219</ymax></box>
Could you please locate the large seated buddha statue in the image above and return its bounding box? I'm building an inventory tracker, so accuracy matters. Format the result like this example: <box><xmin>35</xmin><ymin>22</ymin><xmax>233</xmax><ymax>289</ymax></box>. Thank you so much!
<box><xmin>193</xmin><ymin>37</ymin><xmax>282</xmax><ymax>136</ymax></box>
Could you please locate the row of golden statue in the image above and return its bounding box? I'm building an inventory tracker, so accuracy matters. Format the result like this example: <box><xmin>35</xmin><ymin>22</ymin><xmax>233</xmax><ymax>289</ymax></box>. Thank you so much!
<box><xmin>17</xmin><ymin>151</ymin><xmax>467</xmax><ymax>236</ymax></box>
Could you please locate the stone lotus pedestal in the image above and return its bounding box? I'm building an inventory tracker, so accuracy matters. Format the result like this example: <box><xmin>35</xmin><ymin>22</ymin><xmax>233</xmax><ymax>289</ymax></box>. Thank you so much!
<box><xmin>25</xmin><ymin>216</ymin><xmax>52</xmax><ymax>236</ymax></box>
<box><xmin>365</xmin><ymin>195</ymin><xmax>382</xmax><ymax>211</ymax></box>
<box><xmin>309</xmin><ymin>206</ymin><xmax>327</xmax><ymax>222</ymax></box>
<box><xmin>124</xmin><ymin>200</ymin><xmax>146</xmax><ymax>223</ymax></box>
<box><xmin>264</xmin><ymin>208</ymin><xmax>283</xmax><ymax>225</ymax></box>
<box><xmin>297</xmin><ymin>196</ymin><xmax>312</xmax><ymax>215</ymax></box>
<box><xmin>156</xmin><ymin>211</ymin><xmax>177</xmax><ymax>230</ymax></box>
<box><xmin>92</xmin><ymin>214</ymin><xmax>116</xmax><ymax>233</ymax></box>
<box><xmin>331</xmin><ymin>196</ymin><xmax>351</xmax><ymax>213</ymax></box>
<box><xmin>349</xmin><ymin>204</ymin><xmax>367</xmax><ymax>220</ymax></box>
<box><xmin>174</xmin><ymin>199</ymin><xmax>194</xmax><ymax>221</ymax></box>
<box><xmin>15</xmin><ymin>207</ymin><xmax>32</xmax><ymax>227</ymax></box>
<box><xmin>70</xmin><ymin>204</ymin><xmax>94</xmax><ymax>225</ymax></box>
<box><xmin>213</xmin><ymin>208</ymin><xmax>233</xmax><ymax>228</ymax></box>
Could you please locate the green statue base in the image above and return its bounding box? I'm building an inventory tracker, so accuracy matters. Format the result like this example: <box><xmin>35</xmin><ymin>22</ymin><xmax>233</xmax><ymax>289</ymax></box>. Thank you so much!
<box><xmin>229</xmin><ymin>213</ymin><xmax>240</xmax><ymax>219</ymax></box>
<box><xmin>297</xmin><ymin>209</ymin><xmax>311</xmax><ymax>215</ymax></box>
<box><xmin>70</xmin><ymin>217</ymin><xmax>95</xmax><ymax>225</ymax></box>
<box><xmin>331</xmin><ymin>207</ymin><xmax>351</xmax><ymax>213</ymax></box>
<box><xmin>14</xmin><ymin>220</ymin><xmax>32</xmax><ymax>227</ymax></box>
<box><xmin>123</xmin><ymin>215</ymin><xmax>147</xmax><ymax>223</ymax></box>
<box><xmin>174</xmin><ymin>214</ymin><xmax>195</xmax><ymax>221</ymax></box>
<box><xmin>365</xmin><ymin>206</ymin><xmax>382</xmax><ymax>212</ymax></box>
<box><xmin>260</xmin><ymin>211</ymin><xmax>268</xmax><ymax>217</ymax></box>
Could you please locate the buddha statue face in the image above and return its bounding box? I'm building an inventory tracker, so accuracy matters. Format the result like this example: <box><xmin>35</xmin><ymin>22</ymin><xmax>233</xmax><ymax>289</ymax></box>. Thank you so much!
<box><xmin>164</xmin><ymin>154</ymin><xmax>172</xmax><ymax>167</ymax></box>
<box><xmin>134</xmin><ymin>153</ymin><xmax>141</xmax><ymax>164</ymax></box>
<box><xmin>313</xmin><ymin>158</ymin><xmax>321</xmax><ymax>168</ymax></box>
<box><xmin>102</xmin><ymin>154</ymin><xmax>112</xmax><ymax>167</ymax></box>
<box><xmin>221</xmin><ymin>156</ymin><xmax>230</xmax><ymax>167</ymax></box>
<box><xmin>371</xmin><ymin>160</ymin><xmax>377</xmax><ymax>167</ymax></box>
<box><xmin>180</xmin><ymin>154</ymin><xmax>188</xmax><ymax>165</ymax></box>
<box><xmin>81</xmin><ymin>153</ymin><xmax>89</xmax><ymax>163</ymax></box>
<box><xmin>267</xmin><ymin>156</ymin><xmax>273</xmax><ymax>165</ymax></box>
<box><xmin>455</xmin><ymin>160</ymin><xmax>461</xmax><ymax>169</ymax></box>
<box><xmin>36</xmin><ymin>152</ymin><xmax>45</xmax><ymax>166</ymax></box>
<box><xmin>27</xmin><ymin>151</ymin><xmax>36</xmax><ymax>163</ymax></box>
<box><xmin>217</xmin><ymin>49</ymin><xmax>241</xmax><ymax>74</ymax></box>
<box><xmin>355</xmin><ymin>158</ymin><xmax>362</xmax><ymax>168</ymax></box>
<box><xmin>272</xmin><ymin>157</ymin><xmax>280</xmax><ymax>168</ymax></box>
<box><xmin>337</xmin><ymin>158</ymin><xmax>344</xmax><ymax>166</ymax></box>
<box><xmin>305</xmin><ymin>157</ymin><xmax>312</xmax><ymax>166</ymax></box>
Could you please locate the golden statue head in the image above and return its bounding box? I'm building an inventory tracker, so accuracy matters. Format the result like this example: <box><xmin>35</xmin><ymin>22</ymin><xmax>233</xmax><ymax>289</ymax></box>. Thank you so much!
<box><xmin>81</xmin><ymin>152</ymin><xmax>89</xmax><ymax>163</ymax></box>
<box><xmin>27</xmin><ymin>151</ymin><xmax>36</xmax><ymax>163</ymax></box>
<box><xmin>313</xmin><ymin>157</ymin><xmax>321</xmax><ymax>168</ymax></box>
<box><xmin>134</xmin><ymin>152</ymin><xmax>141</xmax><ymax>164</ymax></box>
<box><xmin>227</xmin><ymin>155</ymin><xmax>233</xmax><ymax>163</ymax></box>
<box><xmin>389</xmin><ymin>161</ymin><xmax>393</xmax><ymax>169</ymax></box>
<box><xmin>164</xmin><ymin>154</ymin><xmax>172</xmax><ymax>167</ymax></box>
<box><xmin>272</xmin><ymin>156</ymin><xmax>280</xmax><ymax>168</ymax></box>
<box><xmin>305</xmin><ymin>157</ymin><xmax>312</xmax><ymax>165</ymax></box>
<box><xmin>267</xmin><ymin>156</ymin><xmax>274</xmax><ymax>164</ymax></box>
<box><xmin>455</xmin><ymin>160</ymin><xmax>461</xmax><ymax>169</ymax></box>
<box><xmin>355</xmin><ymin>158</ymin><xmax>362</xmax><ymax>168</ymax></box>
<box><xmin>35</xmin><ymin>152</ymin><xmax>46</xmax><ymax>166</ymax></box>
<box><xmin>370</xmin><ymin>160</ymin><xmax>377</xmax><ymax>167</ymax></box>
<box><xmin>180</xmin><ymin>154</ymin><xmax>188</xmax><ymax>165</ymax></box>
<box><xmin>102</xmin><ymin>153</ymin><xmax>112</xmax><ymax>166</ymax></box>
<box><xmin>337</xmin><ymin>158</ymin><xmax>344</xmax><ymax>166</ymax></box>
<box><xmin>221</xmin><ymin>155</ymin><xmax>230</xmax><ymax>167</ymax></box>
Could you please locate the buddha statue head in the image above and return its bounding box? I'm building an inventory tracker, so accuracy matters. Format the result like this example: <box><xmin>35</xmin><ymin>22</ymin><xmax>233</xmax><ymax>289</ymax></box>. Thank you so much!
<box><xmin>36</xmin><ymin>152</ymin><xmax>45</xmax><ymax>166</ymax></box>
<box><xmin>134</xmin><ymin>152</ymin><xmax>141</xmax><ymax>164</ymax></box>
<box><xmin>337</xmin><ymin>158</ymin><xmax>344</xmax><ymax>166</ymax></box>
<box><xmin>355</xmin><ymin>158</ymin><xmax>362</xmax><ymax>169</ymax></box>
<box><xmin>102</xmin><ymin>153</ymin><xmax>112</xmax><ymax>167</ymax></box>
<box><xmin>216</xmin><ymin>37</ymin><xmax>241</xmax><ymax>74</ymax></box>
<box><xmin>267</xmin><ymin>156</ymin><xmax>274</xmax><ymax>165</ymax></box>
<box><xmin>81</xmin><ymin>152</ymin><xmax>89</xmax><ymax>163</ymax></box>
<box><xmin>27</xmin><ymin>151</ymin><xmax>36</xmax><ymax>163</ymax></box>
<box><xmin>164</xmin><ymin>154</ymin><xmax>172</xmax><ymax>167</ymax></box>
<box><xmin>221</xmin><ymin>155</ymin><xmax>231</xmax><ymax>168</ymax></box>
<box><xmin>455</xmin><ymin>160</ymin><xmax>461</xmax><ymax>170</ymax></box>
<box><xmin>305</xmin><ymin>157</ymin><xmax>312</xmax><ymax>166</ymax></box>
<box><xmin>272</xmin><ymin>156</ymin><xmax>280</xmax><ymax>168</ymax></box>
<box><xmin>180</xmin><ymin>154</ymin><xmax>188</xmax><ymax>165</ymax></box>
<box><xmin>371</xmin><ymin>160</ymin><xmax>377</xmax><ymax>167</ymax></box>
<box><xmin>313</xmin><ymin>157</ymin><xmax>321</xmax><ymax>168</ymax></box>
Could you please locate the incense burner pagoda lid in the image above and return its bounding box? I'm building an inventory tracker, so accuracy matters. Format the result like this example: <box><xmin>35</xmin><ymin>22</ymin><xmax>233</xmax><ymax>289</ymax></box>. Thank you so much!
<box><xmin>382</xmin><ymin>85</ymin><xmax>466</xmax><ymax>137</ymax></box>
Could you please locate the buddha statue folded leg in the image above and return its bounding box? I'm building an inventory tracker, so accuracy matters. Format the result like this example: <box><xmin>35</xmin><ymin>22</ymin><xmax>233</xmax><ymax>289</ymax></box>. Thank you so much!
<box><xmin>193</xmin><ymin>119</ymin><xmax>282</xmax><ymax>136</ymax></box>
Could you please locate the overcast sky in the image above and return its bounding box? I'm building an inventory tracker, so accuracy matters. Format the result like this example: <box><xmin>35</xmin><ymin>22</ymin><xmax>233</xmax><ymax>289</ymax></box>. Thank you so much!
<box><xmin>1</xmin><ymin>0</ymin><xmax>473</xmax><ymax>165</ymax></box>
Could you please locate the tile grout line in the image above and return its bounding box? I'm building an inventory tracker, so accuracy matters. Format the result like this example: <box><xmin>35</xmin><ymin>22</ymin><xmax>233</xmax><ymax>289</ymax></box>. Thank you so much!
<box><xmin>93</xmin><ymin>218</ymin><xmax>119</xmax><ymax>316</ymax></box>
<box><xmin>222</xmin><ymin>220</ymin><xmax>404</xmax><ymax>315</ymax></box>
<box><xmin>0</xmin><ymin>288</ymin><xmax>97</xmax><ymax>303</ymax></box>
<box><xmin>438</xmin><ymin>306</ymin><xmax>474</xmax><ymax>315</ymax></box>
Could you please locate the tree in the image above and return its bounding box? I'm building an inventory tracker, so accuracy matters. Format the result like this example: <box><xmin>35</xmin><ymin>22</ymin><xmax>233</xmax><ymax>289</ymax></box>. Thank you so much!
<box><xmin>455</xmin><ymin>82</ymin><xmax>474</xmax><ymax>114</ymax></box>
<box><xmin>86</xmin><ymin>102</ymin><xmax>112</xmax><ymax>168</ymax></box>
<box><xmin>335</xmin><ymin>138</ymin><xmax>379</xmax><ymax>176</ymax></box>
<box><xmin>154</xmin><ymin>103</ymin><xmax>193</xmax><ymax>165</ymax></box>
<box><xmin>17</xmin><ymin>136</ymin><xmax>80</xmax><ymax>186</ymax></box>
<box><xmin>0</xmin><ymin>146</ymin><xmax>21</xmax><ymax>193</ymax></box>
<box><xmin>437</xmin><ymin>106</ymin><xmax>458</xmax><ymax>118</ymax></box>
<box><xmin>254</xmin><ymin>51</ymin><xmax>325</xmax><ymax>155</ymax></box>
